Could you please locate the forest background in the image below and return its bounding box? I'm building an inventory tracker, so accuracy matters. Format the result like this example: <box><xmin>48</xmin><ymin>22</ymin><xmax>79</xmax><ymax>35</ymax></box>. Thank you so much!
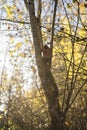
<box><xmin>0</xmin><ymin>0</ymin><xmax>87</xmax><ymax>130</ymax></box>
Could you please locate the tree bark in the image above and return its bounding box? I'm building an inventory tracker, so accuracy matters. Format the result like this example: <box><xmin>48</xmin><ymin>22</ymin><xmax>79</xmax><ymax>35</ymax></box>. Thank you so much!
<box><xmin>24</xmin><ymin>0</ymin><xmax>64</xmax><ymax>129</ymax></box>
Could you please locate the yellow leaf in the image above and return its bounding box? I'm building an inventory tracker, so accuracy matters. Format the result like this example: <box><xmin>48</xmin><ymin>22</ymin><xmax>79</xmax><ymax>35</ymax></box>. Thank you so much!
<box><xmin>9</xmin><ymin>35</ymin><xmax>14</xmax><ymax>43</ymax></box>
<box><xmin>19</xmin><ymin>53</ymin><xmax>26</xmax><ymax>58</ymax></box>
<box><xmin>18</xmin><ymin>13</ymin><xmax>22</xmax><ymax>19</ymax></box>
<box><xmin>80</xmin><ymin>2</ymin><xmax>85</xmax><ymax>13</ymax></box>
<box><xmin>47</xmin><ymin>16</ymin><xmax>51</xmax><ymax>22</ymax></box>
<box><xmin>9</xmin><ymin>50</ymin><xmax>14</xmax><ymax>56</ymax></box>
<box><xmin>5</xmin><ymin>6</ymin><xmax>13</xmax><ymax>18</ymax></box>
<box><xmin>16</xmin><ymin>42</ymin><xmax>22</xmax><ymax>49</ymax></box>
<box><xmin>25</xmin><ymin>38</ymin><xmax>29</xmax><ymax>43</ymax></box>
<box><xmin>12</xmin><ymin>5</ymin><xmax>16</xmax><ymax>10</ymax></box>
<box><xmin>31</xmin><ymin>66</ymin><xmax>36</xmax><ymax>73</ymax></box>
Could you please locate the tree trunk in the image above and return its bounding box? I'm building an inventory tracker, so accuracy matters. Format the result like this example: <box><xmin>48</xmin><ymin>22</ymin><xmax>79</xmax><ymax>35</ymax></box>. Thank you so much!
<box><xmin>24</xmin><ymin>0</ymin><xmax>64</xmax><ymax>129</ymax></box>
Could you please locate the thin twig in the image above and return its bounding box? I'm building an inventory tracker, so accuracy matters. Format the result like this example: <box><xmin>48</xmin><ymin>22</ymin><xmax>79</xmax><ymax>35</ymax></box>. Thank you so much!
<box><xmin>0</xmin><ymin>18</ymin><xmax>30</xmax><ymax>24</ymax></box>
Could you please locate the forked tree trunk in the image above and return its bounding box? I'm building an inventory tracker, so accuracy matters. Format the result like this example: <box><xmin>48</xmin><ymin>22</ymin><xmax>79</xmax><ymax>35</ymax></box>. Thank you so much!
<box><xmin>24</xmin><ymin>0</ymin><xmax>65</xmax><ymax>129</ymax></box>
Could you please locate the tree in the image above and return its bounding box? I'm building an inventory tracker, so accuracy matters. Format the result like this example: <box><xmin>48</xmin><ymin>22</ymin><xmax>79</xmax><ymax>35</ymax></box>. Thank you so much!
<box><xmin>24</xmin><ymin>0</ymin><xmax>64</xmax><ymax>130</ymax></box>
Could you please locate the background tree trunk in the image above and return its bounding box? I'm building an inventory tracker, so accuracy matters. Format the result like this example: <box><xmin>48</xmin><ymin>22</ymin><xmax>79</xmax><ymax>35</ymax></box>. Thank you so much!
<box><xmin>24</xmin><ymin>0</ymin><xmax>65</xmax><ymax>129</ymax></box>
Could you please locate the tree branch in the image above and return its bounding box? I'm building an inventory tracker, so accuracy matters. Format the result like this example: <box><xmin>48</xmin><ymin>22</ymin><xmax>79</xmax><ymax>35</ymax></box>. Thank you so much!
<box><xmin>50</xmin><ymin>0</ymin><xmax>58</xmax><ymax>68</ymax></box>
<box><xmin>63</xmin><ymin>79</ymin><xmax>87</xmax><ymax>118</ymax></box>
<box><xmin>0</xmin><ymin>18</ymin><xmax>30</xmax><ymax>24</ymax></box>
<box><xmin>37</xmin><ymin>0</ymin><xmax>42</xmax><ymax>21</ymax></box>
<box><xmin>24</xmin><ymin>0</ymin><xmax>29</xmax><ymax>10</ymax></box>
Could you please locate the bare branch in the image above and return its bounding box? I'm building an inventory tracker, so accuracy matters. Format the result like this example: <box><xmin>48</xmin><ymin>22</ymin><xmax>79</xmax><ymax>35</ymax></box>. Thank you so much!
<box><xmin>0</xmin><ymin>18</ymin><xmax>30</xmax><ymax>24</ymax></box>
<box><xmin>37</xmin><ymin>0</ymin><xmax>42</xmax><ymax>21</ymax></box>
<box><xmin>50</xmin><ymin>0</ymin><xmax>58</xmax><ymax>68</ymax></box>
<box><xmin>24</xmin><ymin>0</ymin><xmax>29</xmax><ymax>10</ymax></box>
